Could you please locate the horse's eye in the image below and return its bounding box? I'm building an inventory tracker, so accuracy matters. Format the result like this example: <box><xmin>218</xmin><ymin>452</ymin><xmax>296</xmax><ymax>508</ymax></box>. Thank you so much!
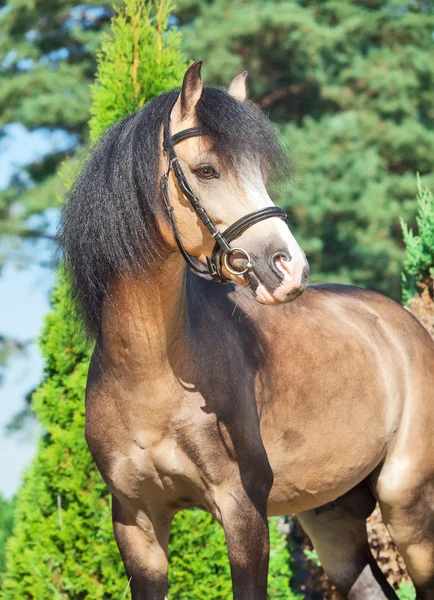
<box><xmin>195</xmin><ymin>165</ymin><xmax>218</xmax><ymax>180</ymax></box>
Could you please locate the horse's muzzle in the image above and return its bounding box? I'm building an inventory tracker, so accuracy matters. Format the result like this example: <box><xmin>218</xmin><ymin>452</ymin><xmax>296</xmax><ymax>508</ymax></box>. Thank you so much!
<box><xmin>244</xmin><ymin>249</ymin><xmax>309</xmax><ymax>305</ymax></box>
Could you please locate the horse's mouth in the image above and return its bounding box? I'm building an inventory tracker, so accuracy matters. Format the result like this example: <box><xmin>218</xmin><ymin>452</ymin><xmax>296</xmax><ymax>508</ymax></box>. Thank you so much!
<box><xmin>245</xmin><ymin>270</ymin><xmax>307</xmax><ymax>305</ymax></box>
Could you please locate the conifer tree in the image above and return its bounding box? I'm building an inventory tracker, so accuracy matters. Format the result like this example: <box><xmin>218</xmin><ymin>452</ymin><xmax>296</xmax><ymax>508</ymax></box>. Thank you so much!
<box><xmin>0</xmin><ymin>0</ymin><xmax>119</xmax><ymax>369</ymax></box>
<box><xmin>1</xmin><ymin>2</ymin><xmax>299</xmax><ymax>598</ymax></box>
<box><xmin>0</xmin><ymin>1</ymin><xmax>118</xmax><ymax>265</ymax></box>
<box><xmin>401</xmin><ymin>179</ymin><xmax>434</xmax><ymax>338</ymax></box>
<box><xmin>176</xmin><ymin>0</ymin><xmax>434</xmax><ymax>299</ymax></box>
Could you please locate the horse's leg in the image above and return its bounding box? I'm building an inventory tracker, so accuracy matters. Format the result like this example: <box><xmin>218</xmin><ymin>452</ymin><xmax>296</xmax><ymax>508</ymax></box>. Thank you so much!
<box><xmin>297</xmin><ymin>482</ymin><xmax>398</xmax><ymax>599</ymax></box>
<box><xmin>377</xmin><ymin>477</ymin><xmax>434</xmax><ymax>599</ymax></box>
<box><xmin>213</xmin><ymin>435</ymin><xmax>273</xmax><ymax>600</ymax></box>
<box><xmin>112</xmin><ymin>495</ymin><xmax>171</xmax><ymax>600</ymax></box>
<box><xmin>216</xmin><ymin>485</ymin><xmax>270</xmax><ymax>600</ymax></box>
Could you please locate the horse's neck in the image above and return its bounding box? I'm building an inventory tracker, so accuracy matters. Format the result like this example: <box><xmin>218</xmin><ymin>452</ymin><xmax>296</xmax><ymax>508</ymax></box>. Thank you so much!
<box><xmin>100</xmin><ymin>254</ymin><xmax>189</xmax><ymax>374</ymax></box>
<box><xmin>99</xmin><ymin>254</ymin><xmax>271</xmax><ymax>387</ymax></box>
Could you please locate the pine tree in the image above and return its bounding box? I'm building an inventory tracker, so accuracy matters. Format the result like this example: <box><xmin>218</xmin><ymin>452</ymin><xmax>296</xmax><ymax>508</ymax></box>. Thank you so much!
<box><xmin>1</xmin><ymin>3</ymin><xmax>299</xmax><ymax>598</ymax></box>
<box><xmin>176</xmin><ymin>0</ymin><xmax>434</xmax><ymax>299</ymax></box>
<box><xmin>89</xmin><ymin>0</ymin><xmax>186</xmax><ymax>141</ymax></box>
<box><xmin>0</xmin><ymin>1</ymin><xmax>118</xmax><ymax>266</ymax></box>
<box><xmin>0</xmin><ymin>1</ymin><xmax>122</xmax><ymax>371</ymax></box>
<box><xmin>401</xmin><ymin>178</ymin><xmax>434</xmax><ymax>337</ymax></box>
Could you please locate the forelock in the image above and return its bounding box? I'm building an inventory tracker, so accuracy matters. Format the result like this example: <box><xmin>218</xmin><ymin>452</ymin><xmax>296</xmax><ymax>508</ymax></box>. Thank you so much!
<box><xmin>195</xmin><ymin>87</ymin><xmax>290</xmax><ymax>179</ymax></box>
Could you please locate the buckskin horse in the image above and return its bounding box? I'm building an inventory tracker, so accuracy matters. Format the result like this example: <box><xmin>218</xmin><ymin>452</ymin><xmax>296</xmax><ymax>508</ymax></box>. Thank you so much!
<box><xmin>60</xmin><ymin>62</ymin><xmax>434</xmax><ymax>599</ymax></box>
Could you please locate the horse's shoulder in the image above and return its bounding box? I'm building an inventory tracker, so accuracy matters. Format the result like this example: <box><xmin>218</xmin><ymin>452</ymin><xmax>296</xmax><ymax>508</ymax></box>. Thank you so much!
<box><xmin>305</xmin><ymin>282</ymin><xmax>399</xmax><ymax>309</ymax></box>
<box><xmin>302</xmin><ymin>283</ymin><xmax>431</xmax><ymax>342</ymax></box>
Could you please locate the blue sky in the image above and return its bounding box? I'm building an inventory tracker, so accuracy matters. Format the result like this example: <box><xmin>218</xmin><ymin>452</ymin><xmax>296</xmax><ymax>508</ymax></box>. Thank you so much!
<box><xmin>0</xmin><ymin>126</ymin><xmax>61</xmax><ymax>498</ymax></box>
<box><xmin>0</xmin><ymin>265</ymin><xmax>51</xmax><ymax>498</ymax></box>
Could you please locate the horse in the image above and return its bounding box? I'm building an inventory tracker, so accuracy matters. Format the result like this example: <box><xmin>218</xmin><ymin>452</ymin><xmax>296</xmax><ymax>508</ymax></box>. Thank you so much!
<box><xmin>60</xmin><ymin>61</ymin><xmax>434</xmax><ymax>600</ymax></box>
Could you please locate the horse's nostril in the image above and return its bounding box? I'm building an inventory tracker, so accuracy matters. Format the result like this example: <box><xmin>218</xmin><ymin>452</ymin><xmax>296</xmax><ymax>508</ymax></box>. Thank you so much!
<box><xmin>272</xmin><ymin>251</ymin><xmax>292</xmax><ymax>265</ymax></box>
<box><xmin>270</xmin><ymin>251</ymin><xmax>292</xmax><ymax>279</ymax></box>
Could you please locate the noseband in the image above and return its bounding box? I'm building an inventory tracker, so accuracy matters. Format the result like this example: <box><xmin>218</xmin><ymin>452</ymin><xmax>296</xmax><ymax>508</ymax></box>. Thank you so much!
<box><xmin>160</xmin><ymin>106</ymin><xmax>288</xmax><ymax>283</ymax></box>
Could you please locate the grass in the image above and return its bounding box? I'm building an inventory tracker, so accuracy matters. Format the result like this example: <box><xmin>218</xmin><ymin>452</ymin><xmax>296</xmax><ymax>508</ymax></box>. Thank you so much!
<box><xmin>120</xmin><ymin>578</ymin><xmax>132</xmax><ymax>599</ymax></box>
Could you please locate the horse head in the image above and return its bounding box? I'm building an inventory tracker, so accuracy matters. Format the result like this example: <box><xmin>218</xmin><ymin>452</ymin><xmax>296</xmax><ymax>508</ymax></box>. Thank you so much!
<box><xmin>158</xmin><ymin>62</ymin><xmax>309</xmax><ymax>305</ymax></box>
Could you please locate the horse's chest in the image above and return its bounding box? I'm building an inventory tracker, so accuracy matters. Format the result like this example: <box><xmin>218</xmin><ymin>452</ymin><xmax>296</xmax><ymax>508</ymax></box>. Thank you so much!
<box><xmin>106</xmin><ymin>433</ymin><xmax>209</xmax><ymax>510</ymax></box>
<box><xmin>96</xmin><ymin>391</ymin><xmax>232</xmax><ymax>513</ymax></box>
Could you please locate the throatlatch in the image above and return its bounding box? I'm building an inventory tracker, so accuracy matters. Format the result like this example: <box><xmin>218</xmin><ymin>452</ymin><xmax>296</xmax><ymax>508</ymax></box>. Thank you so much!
<box><xmin>160</xmin><ymin>102</ymin><xmax>288</xmax><ymax>283</ymax></box>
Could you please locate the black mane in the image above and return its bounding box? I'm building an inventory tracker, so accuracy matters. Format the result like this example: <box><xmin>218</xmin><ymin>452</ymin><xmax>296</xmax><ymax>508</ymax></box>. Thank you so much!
<box><xmin>59</xmin><ymin>87</ymin><xmax>289</xmax><ymax>335</ymax></box>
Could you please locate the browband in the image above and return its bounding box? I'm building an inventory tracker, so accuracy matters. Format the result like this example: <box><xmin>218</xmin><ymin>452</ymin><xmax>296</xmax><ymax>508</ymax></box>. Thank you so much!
<box><xmin>171</xmin><ymin>127</ymin><xmax>204</xmax><ymax>146</ymax></box>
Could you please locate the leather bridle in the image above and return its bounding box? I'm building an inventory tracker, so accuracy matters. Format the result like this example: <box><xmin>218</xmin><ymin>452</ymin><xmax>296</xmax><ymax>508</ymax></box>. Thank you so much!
<box><xmin>160</xmin><ymin>103</ymin><xmax>288</xmax><ymax>283</ymax></box>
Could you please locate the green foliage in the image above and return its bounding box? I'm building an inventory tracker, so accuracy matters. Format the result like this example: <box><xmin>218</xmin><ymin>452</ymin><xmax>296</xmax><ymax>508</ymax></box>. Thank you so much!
<box><xmin>303</xmin><ymin>548</ymin><xmax>320</xmax><ymax>567</ymax></box>
<box><xmin>169</xmin><ymin>511</ymin><xmax>300</xmax><ymax>600</ymax></box>
<box><xmin>2</xmin><ymin>3</ymin><xmax>299</xmax><ymax>598</ymax></box>
<box><xmin>268</xmin><ymin>521</ymin><xmax>301</xmax><ymax>599</ymax></box>
<box><xmin>397</xmin><ymin>580</ymin><xmax>416</xmax><ymax>600</ymax></box>
<box><xmin>177</xmin><ymin>0</ymin><xmax>434</xmax><ymax>299</ymax></box>
<box><xmin>0</xmin><ymin>282</ymin><xmax>114</xmax><ymax>600</ymax></box>
<box><xmin>89</xmin><ymin>0</ymin><xmax>186</xmax><ymax>142</ymax></box>
<box><xmin>0</xmin><ymin>1</ymin><xmax>119</xmax><ymax>258</ymax></box>
<box><xmin>401</xmin><ymin>177</ymin><xmax>434</xmax><ymax>302</ymax></box>
<box><xmin>0</xmin><ymin>494</ymin><xmax>14</xmax><ymax>578</ymax></box>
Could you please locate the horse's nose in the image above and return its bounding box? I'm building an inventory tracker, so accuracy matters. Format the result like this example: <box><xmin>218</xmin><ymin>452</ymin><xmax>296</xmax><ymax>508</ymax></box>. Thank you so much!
<box><xmin>266</xmin><ymin>250</ymin><xmax>309</xmax><ymax>302</ymax></box>
<box><xmin>229</xmin><ymin>215</ymin><xmax>309</xmax><ymax>304</ymax></box>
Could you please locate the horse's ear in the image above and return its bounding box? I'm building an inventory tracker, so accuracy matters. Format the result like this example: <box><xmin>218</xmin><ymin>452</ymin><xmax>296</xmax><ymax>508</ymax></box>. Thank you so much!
<box><xmin>172</xmin><ymin>61</ymin><xmax>203</xmax><ymax>125</ymax></box>
<box><xmin>228</xmin><ymin>71</ymin><xmax>248</xmax><ymax>101</ymax></box>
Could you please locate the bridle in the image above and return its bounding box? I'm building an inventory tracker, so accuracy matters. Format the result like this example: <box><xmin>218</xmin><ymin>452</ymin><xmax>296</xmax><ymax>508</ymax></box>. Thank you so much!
<box><xmin>160</xmin><ymin>102</ymin><xmax>288</xmax><ymax>283</ymax></box>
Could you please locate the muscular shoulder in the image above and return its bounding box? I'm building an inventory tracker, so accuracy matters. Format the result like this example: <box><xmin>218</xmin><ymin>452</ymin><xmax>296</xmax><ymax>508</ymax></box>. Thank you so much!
<box><xmin>302</xmin><ymin>283</ymin><xmax>430</xmax><ymax>343</ymax></box>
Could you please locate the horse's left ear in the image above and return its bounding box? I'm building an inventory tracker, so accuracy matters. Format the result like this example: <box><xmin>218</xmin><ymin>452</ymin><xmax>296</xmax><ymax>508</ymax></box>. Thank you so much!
<box><xmin>172</xmin><ymin>61</ymin><xmax>203</xmax><ymax>125</ymax></box>
<box><xmin>228</xmin><ymin>71</ymin><xmax>248</xmax><ymax>101</ymax></box>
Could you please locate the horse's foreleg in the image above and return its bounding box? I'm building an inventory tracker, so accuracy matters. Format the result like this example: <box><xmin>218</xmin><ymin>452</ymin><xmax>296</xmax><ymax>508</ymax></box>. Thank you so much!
<box><xmin>112</xmin><ymin>495</ymin><xmax>170</xmax><ymax>600</ymax></box>
<box><xmin>216</xmin><ymin>480</ymin><xmax>271</xmax><ymax>600</ymax></box>
<box><xmin>297</xmin><ymin>484</ymin><xmax>398</xmax><ymax>599</ymax></box>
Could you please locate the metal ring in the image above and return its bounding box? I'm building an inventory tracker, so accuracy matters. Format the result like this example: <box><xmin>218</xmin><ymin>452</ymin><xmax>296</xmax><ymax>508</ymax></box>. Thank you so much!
<box><xmin>223</xmin><ymin>248</ymin><xmax>253</xmax><ymax>276</ymax></box>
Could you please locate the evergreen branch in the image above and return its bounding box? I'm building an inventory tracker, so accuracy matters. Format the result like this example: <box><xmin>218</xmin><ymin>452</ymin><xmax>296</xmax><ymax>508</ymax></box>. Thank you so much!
<box><xmin>131</xmin><ymin>3</ymin><xmax>143</xmax><ymax>103</ymax></box>
<box><xmin>31</xmin><ymin>566</ymin><xmax>62</xmax><ymax>598</ymax></box>
<box><xmin>259</xmin><ymin>83</ymin><xmax>307</xmax><ymax>109</ymax></box>
<box><xmin>157</xmin><ymin>0</ymin><xmax>166</xmax><ymax>64</ymax></box>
